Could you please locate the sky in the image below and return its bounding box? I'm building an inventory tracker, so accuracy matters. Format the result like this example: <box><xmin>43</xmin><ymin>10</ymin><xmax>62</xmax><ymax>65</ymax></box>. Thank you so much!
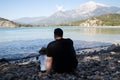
<box><xmin>0</xmin><ymin>0</ymin><xmax>120</xmax><ymax>20</ymax></box>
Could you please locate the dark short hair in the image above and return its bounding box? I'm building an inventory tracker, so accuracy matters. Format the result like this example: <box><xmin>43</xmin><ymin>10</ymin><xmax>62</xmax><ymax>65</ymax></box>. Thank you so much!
<box><xmin>39</xmin><ymin>47</ymin><xmax>47</xmax><ymax>55</ymax></box>
<box><xmin>54</xmin><ymin>28</ymin><xmax>63</xmax><ymax>37</ymax></box>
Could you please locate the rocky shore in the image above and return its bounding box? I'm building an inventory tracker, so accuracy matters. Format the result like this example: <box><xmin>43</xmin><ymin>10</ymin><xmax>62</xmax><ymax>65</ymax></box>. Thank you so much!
<box><xmin>0</xmin><ymin>44</ymin><xmax>120</xmax><ymax>80</ymax></box>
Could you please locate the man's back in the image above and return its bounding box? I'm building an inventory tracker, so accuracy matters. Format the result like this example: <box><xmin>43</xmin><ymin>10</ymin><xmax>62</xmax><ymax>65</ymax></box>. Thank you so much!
<box><xmin>47</xmin><ymin>38</ymin><xmax>78</xmax><ymax>73</ymax></box>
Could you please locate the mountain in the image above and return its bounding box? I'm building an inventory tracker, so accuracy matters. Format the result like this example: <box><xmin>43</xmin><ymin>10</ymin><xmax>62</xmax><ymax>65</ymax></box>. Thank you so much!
<box><xmin>14</xmin><ymin>16</ymin><xmax>46</xmax><ymax>24</ymax></box>
<box><xmin>0</xmin><ymin>17</ymin><xmax>19</xmax><ymax>27</ymax></box>
<box><xmin>69</xmin><ymin>14</ymin><xmax>120</xmax><ymax>26</ymax></box>
<box><xmin>14</xmin><ymin>1</ymin><xmax>120</xmax><ymax>25</ymax></box>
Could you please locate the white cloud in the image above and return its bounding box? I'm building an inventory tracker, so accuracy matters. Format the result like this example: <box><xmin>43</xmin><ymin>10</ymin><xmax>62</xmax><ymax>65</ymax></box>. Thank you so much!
<box><xmin>56</xmin><ymin>5</ymin><xmax>66</xmax><ymax>11</ymax></box>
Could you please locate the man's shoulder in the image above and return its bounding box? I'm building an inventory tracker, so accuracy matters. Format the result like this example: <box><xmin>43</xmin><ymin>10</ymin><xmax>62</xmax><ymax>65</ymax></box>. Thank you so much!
<box><xmin>48</xmin><ymin>40</ymin><xmax>56</xmax><ymax>45</ymax></box>
<box><xmin>66</xmin><ymin>38</ymin><xmax>73</xmax><ymax>41</ymax></box>
<box><xmin>64</xmin><ymin>38</ymin><xmax>73</xmax><ymax>43</ymax></box>
<box><xmin>48</xmin><ymin>38</ymin><xmax>73</xmax><ymax>47</ymax></box>
<box><xmin>47</xmin><ymin>40</ymin><xmax>58</xmax><ymax>48</ymax></box>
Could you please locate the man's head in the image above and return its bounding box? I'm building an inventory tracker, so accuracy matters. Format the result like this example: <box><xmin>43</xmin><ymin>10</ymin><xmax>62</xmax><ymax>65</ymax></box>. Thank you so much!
<box><xmin>54</xmin><ymin>28</ymin><xmax>63</xmax><ymax>40</ymax></box>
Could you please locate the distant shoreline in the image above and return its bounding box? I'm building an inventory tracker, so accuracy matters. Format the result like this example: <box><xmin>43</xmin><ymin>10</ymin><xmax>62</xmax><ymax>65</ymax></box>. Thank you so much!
<box><xmin>1</xmin><ymin>25</ymin><xmax>120</xmax><ymax>28</ymax></box>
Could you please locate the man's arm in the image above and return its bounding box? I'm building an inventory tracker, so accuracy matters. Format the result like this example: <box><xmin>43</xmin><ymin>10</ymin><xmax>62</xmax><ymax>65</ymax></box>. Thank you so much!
<box><xmin>46</xmin><ymin>56</ymin><xmax>52</xmax><ymax>73</ymax></box>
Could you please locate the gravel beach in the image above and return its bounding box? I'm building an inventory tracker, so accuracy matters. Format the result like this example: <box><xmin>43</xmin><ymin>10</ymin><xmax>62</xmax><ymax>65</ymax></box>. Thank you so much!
<box><xmin>0</xmin><ymin>44</ymin><xmax>120</xmax><ymax>80</ymax></box>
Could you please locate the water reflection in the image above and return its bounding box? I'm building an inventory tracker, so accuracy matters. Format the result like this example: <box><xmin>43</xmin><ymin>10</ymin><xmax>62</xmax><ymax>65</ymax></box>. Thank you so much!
<box><xmin>0</xmin><ymin>26</ymin><xmax>120</xmax><ymax>43</ymax></box>
<box><xmin>65</xmin><ymin>27</ymin><xmax>120</xmax><ymax>34</ymax></box>
<box><xmin>63</xmin><ymin>27</ymin><xmax>120</xmax><ymax>43</ymax></box>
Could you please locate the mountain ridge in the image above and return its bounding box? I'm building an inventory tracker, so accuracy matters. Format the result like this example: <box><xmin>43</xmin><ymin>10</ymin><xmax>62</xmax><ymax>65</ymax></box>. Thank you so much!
<box><xmin>0</xmin><ymin>17</ymin><xmax>19</xmax><ymax>27</ymax></box>
<box><xmin>68</xmin><ymin>14</ymin><xmax>120</xmax><ymax>26</ymax></box>
<box><xmin>14</xmin><ymin>16</ymin><xmax>46</xmax><ymax>24</ymax></box>
<box><xmin>14</xmin><ymin>1</ymin><xmax>120</xmax><ymax>25</ymax></box>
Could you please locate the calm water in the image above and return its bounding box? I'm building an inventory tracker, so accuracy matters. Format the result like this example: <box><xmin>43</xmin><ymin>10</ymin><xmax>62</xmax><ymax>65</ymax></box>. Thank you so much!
<box><xmin>0</xmin><ymin>26</ymin><xmax>120</xmax><ymax>43</ymax></box>
<box><xmin>0</xmin><ymin>26</ymin><xmax>120</xmax><ymax>59</ymax></box>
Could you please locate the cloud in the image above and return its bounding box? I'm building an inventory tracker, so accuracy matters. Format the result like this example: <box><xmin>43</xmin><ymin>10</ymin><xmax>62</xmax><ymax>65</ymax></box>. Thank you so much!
<box><xmin>56</xmin><ymin>5</ymin><xmax>66</xmax><ymax>11</ymax></box>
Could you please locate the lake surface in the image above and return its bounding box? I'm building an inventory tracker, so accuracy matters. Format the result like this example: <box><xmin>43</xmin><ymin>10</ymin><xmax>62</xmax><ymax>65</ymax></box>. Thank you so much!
<box><xmin>0</xmin><ymin>26</ymin><xmax>120</xmax><ymax>59</ymax></box>
<box><xmin>0</xmin><ymin>26</ymin><xmax>120</xmax><ymax>43</ymax></box>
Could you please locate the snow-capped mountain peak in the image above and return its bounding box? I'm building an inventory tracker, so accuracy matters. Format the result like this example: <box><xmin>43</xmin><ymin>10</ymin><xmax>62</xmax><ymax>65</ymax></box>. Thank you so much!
<box><xmin>84</xmin><ymin>1</ymin><xmax>108</xmax><ymax>7</ymax></box>
<box><xmin>78</xmin><ymin>1</ymin><xmax>109</xmax><ymax>10</ymax></box>
<box><xmin>76</xmin><ymin>1</ymin><xmax>109</xmax><ymax>15</ymax></box>
<box><xmin>78</xmin><ymin>1</ymin><xmax>108</xmax><ymax>9</ymax></box>
<box><xmin>14</xmin><ymin>1</ymin><xmax>120</xmax><ymax>25</ymax></box>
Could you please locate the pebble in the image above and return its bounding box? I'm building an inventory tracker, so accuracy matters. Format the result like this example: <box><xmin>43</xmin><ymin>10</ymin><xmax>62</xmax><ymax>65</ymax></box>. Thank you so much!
<box><xmin>0</xmin><ymin>46</ymin><xmax>120</xmax><ymax>80</ymax></box>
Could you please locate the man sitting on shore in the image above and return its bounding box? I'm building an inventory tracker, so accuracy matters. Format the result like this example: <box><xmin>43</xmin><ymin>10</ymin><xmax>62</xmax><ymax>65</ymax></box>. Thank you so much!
<box><xmin>46</xmin><ymin>28</ymin><xmax>78</xmax><ymax>73</ymax></box>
